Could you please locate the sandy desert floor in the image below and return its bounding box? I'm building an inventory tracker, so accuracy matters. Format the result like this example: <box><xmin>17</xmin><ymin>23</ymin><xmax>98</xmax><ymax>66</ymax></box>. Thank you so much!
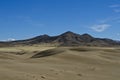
<box><xmin>0</xmin><ymin>45</ymin><xmax>120</xmax><ymax>80</ymax></box>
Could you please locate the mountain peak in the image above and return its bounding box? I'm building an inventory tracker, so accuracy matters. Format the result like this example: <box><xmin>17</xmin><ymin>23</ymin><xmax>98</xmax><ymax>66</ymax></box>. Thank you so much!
<box><xmin>60</xmin><ymin>31</ymin><xmax>79</xmax><ymax>36</ymax></box>
<box><xmin>34</xmin><ymin>34</ymin><xmax>50</xmax><ymax>39</ymax></box>
<box><xmin>65</xmin><ymin>31</ymin><xmax>74</xmax><ymax>33</ymax></box>
<box><xmin>62</xmin><ymin>31</ymin><xmax>75</xmax><ymax>35</ymax></box>
<box><xmin>82</xmin><ymin>33</ymin><xmax>93</xmax><ymax>38</ymax></box>
<box><xmin>41</xmin><ymin>34</ymin><xmax>49</xmax><ymax>37</ymax></box>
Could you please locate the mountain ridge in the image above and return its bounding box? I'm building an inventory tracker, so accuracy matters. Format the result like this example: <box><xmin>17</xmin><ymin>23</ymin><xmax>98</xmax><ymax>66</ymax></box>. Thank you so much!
<box><xmin>0</xmin><ymin>31</ymin><xmax>120</xmax><ymax>47</ymax></box>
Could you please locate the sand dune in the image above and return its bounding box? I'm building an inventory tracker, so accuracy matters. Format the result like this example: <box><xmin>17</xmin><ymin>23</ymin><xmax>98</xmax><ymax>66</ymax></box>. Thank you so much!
<box><xmin>0</xmin><ymin>46</ymin><xmax>120</xmax><ymax>80</ymax></box>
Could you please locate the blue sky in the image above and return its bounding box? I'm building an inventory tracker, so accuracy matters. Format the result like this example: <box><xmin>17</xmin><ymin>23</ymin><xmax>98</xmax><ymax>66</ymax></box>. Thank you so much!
<box><xmin>0</xmin><ymin>0</ymin><xmax>120</xmax><ymax>41</ymax></box>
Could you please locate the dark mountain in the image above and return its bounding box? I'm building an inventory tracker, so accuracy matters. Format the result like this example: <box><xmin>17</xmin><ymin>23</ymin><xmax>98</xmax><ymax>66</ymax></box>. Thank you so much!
<box><xmin>0</xmin><ymin>42</ymin><xmax>12</xmax><ymax>47</ymax></box>
<box><xmin>1</xmin><ymin>31</ymin><xmax>120</xmax><ymax>47</ymax></box>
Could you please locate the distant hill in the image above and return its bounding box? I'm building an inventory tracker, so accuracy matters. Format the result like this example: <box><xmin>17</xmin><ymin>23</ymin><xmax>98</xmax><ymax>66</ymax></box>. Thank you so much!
<box><xmin>0</xmin><ymin>31</ymin><xmax>120</xmax><ymax>47</ymax></box>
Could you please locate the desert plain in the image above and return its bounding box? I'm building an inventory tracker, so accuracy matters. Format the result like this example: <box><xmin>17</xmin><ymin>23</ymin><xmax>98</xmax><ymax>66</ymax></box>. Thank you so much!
<box><xmin>0</xmin><ymin>45</ymin><xmax>120</xmax><ymax>80</ymax></box>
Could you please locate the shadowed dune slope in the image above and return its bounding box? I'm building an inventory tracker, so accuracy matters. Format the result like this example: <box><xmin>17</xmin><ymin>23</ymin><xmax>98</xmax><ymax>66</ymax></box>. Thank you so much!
<box><xmin>31</xmin><ymin>48</ymin><xmax>65</xmax><ymax>58</ymax></box>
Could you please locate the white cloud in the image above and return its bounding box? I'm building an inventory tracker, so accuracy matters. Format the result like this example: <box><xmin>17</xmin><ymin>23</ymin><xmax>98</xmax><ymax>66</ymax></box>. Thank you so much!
<box><xmin>91</xmin><ymin>24</ymin><xmax>111</xmax><ymax>32</ymax></box>
<box><xmin>7</xmin><ymin>38</ymin><xmax>16</xmax><ymax>41</ymax></box>
<box><xmin>1</xmin><ymin>38</ymin><xmax>16</xmax><ymax>42</ymax></box>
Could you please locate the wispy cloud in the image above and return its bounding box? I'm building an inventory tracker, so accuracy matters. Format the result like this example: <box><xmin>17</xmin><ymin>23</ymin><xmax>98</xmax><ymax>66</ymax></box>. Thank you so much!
<box><xmin>101</xmin><ymin>4</ymin><xmax>120</xmax><ymax>25</ymax></box>
<box><xmin>91</xmin><ymin>24</ymin><xmax>111</xmax><ymax>32</ymax></box>
<box><xmin>113</xmin><ymin>9</ymin><xmax>120</xmax><ymax>13</ymax></box>
<box><xmin>109</xmin><ymin>4</ymin><xmax>120</xmax><ymax>13</ymax></box>
<box><xmin>109</xmin><ymin>4</ymin><xmax>120</xmax><ymax>8</ymax></box>
<box><xmin>90</xmin><ymin>3</ymin><xmax>120</xmax><ymax>33</ymax></box>
<box><xmin>99</xmin><ymin>4</ymin><xmax>120</xmax><ymax>24</ymax></box>
<box><xmin>99</xmin><ymin>16</ymin><xmax>120</xmax><ymax>24</ymax></box>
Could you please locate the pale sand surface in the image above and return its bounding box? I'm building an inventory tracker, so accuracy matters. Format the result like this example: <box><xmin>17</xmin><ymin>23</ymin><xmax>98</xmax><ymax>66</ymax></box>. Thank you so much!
<box><xmin>0</xmin><ymin>46</ymin><xmax>120</xmax><ymax>80</ymax></box>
